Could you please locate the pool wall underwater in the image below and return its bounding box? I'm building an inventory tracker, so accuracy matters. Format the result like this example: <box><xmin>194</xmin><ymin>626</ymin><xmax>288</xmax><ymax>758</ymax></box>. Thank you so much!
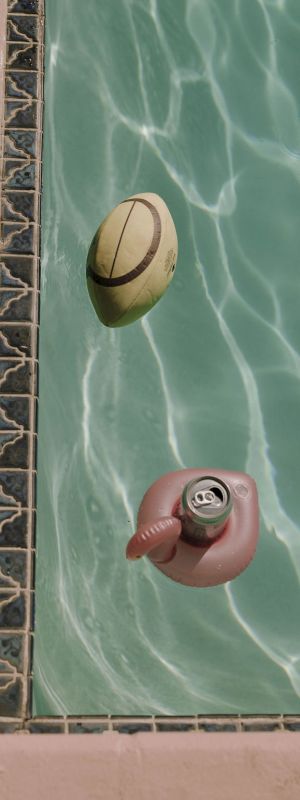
<box><xmin>1</xmin><ymin>1</ymin><xmax>300</xmax><ymax>797</ymax></box>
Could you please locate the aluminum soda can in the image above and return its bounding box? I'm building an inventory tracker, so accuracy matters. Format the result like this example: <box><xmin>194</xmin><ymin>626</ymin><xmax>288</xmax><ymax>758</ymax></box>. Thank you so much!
<box><xmin>179</xmin><ymin>476</ymin><xmax>232</xmax><ymax>546</ymax></box>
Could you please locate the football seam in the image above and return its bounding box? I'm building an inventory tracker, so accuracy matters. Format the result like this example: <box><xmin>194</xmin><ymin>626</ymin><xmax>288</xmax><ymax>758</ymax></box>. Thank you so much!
<box><xmin>87</xmin><ymin>196</ymin><xmax>162</xmax><ymax>287</ymax></box>
<box><xmin>109</xmin><ymin>223</ymin><xmax>170</xmax><ymax>325</ymax></box>
<box><xmin>109</xmin><ymin>200</ymin><xmax>136</xmax><ymax>279</ymax></box>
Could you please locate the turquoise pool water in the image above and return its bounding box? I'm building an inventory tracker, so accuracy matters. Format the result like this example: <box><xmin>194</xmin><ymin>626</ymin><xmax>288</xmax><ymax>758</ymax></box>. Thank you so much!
<box><xmin>33</xmin><ymin>0</ymin><xmax>300</xmax><ymax>715</ymax></box>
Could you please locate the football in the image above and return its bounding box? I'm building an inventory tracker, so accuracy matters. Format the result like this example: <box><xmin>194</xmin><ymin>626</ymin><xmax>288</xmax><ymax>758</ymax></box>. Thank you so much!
<box><xmin>86</xmin><ymin>192</ymin><xmax>178</xmax><ymax>327</ymax></box>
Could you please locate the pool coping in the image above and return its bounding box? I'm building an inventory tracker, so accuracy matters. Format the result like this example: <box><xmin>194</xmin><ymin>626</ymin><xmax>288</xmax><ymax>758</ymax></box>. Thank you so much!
<box><xmin>1</xmin><ymin>731</ymin><xmax>300</xmax><ymax>800</ymax></box>
<box><xmin>1</xmin><ymin>0</ymin><xmax>42</xmax><ymax>726</ymax></box>
<box><xmin>2</xmin><ymin>0</ymin><xmax>300</xmax><ymax>754</ymax></box>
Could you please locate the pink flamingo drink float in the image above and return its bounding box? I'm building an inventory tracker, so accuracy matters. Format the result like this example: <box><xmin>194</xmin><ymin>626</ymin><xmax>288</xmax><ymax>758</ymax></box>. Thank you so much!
<box><xmin>126</xmin><ymin>469</ymin><xmax>259</xmax><ymax>587</ymax></box>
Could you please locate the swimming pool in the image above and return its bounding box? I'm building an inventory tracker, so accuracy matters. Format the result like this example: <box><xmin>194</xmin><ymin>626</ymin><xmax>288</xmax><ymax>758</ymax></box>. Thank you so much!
<box><xmin>33</xmin><ymin>0</ymin><xmax>300</xmax><ymax>716</ymax></box>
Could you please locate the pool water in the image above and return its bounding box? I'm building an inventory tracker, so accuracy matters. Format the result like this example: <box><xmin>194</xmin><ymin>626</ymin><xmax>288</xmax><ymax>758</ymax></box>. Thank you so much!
<box><xmin>33</xmin><ymin>0</ymin><xmax>300</xmax><ymax>715</ymax></box>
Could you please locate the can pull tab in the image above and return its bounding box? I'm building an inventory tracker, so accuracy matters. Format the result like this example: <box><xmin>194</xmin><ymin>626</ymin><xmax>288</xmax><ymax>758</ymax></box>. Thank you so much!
<box><xmin>192</xmin><ymin>489</ymin><xmax>219</xmax><ymax>509</ymax></box>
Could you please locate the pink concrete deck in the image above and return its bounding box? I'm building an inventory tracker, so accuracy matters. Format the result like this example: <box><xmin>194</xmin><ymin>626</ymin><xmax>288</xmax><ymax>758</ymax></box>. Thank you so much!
<box><xmin>0</xmin><ymin>732</ymin><xmax>300</xmax><ymax>799</ymax></box>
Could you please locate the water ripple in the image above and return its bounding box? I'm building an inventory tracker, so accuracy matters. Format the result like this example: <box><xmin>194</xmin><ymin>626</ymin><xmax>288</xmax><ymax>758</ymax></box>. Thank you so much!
<box><xmin>34</xmin><ymin>0</ymin><xmax>300</xmax><ymax>714</ymax></box>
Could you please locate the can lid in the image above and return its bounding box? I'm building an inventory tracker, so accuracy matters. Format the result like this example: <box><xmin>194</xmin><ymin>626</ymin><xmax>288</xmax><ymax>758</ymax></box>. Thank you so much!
<box><xmin>182</xmin><ymin>476</ymin><xmax>232</xmax><ymax>525</ymax></box>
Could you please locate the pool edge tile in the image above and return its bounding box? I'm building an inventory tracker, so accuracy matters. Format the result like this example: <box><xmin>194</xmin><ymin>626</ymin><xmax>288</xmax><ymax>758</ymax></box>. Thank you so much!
<box><xmin>0</xmin><ymin>0</ymin><xmax>43</xmax><ymax>727</ymax></box>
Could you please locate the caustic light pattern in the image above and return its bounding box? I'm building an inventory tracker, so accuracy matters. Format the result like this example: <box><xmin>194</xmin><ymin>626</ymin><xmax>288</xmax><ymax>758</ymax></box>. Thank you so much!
<box><xmin>34</xmin><ymin>0</ymin><xmax>300</xmax><ymax>715</ymax></box>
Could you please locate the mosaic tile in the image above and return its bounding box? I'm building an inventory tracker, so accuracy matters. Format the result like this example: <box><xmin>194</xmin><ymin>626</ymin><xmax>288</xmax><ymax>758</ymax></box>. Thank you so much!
<box><xmin>113</xmin><ymin>721</ymin><xmax>154</xmax><ymax>734</ymax></box>
<box><xmin>0</xmin><ymin>510</ymin><xmax>30</xmax><ymax>549</ymax></box>
<box><xmin>33</xmin><ymin>397</ymin><xmax>38</xmax><ymax>431</ymax></box>
<box><xmin>26</xmin><ymin>720</ymin><xmax>65</xmax><ymax>733</ymax></box>
<box><xmin>26</xmin><ymin>674</ymin><xmax>33</xmax><ymax>716</ymax></box>
<box><xmin>283</xmin><ymin>721</ymin><xmax>300</xmax><ymax>731</ymax></box>
<box><xmin>0</xmin><ymin>676</ymin><xmax>23</xmax><ymax>718</ymax></box>
<box><xmin>242</xmin><ymin>721</ymin><xmax>281</xmax><ymax>732</ymax></box>
<box><xmin>0</xmin><ymin>431</ymin><xmax>29</xmax><ymax>469</ymax></box>
<box><xmin>0</xmin><ymin>721</ymin><xmax>23</xmax><ymax>732</ymax></box>
<box><xmin>8</xmin><ymin>1</ymin><xmax>39</xmax><ymax>16</ymax></box>
<box><xmin>0</xmin><ymin>562</ymin><xmax>20</xmax><ymax>589</ymax></box>
<box><xmin>31</xmin><ymin>508</ymin><xmax>36</xmax><ymax>547</ymax></box>
<box><xmin>0</xmin><ymin>325</ymin><xmax>32</xmax><ymax>357</ymax></box>
<box><xmin>5</xmin><ymin>71</ymin><xmax>38</xmax><ymax>100</ymax></box>
<box><xmin>30</xmin><ymin>587</ymin><xmax>35</xmax><ymax>629</ymax></box>
<box><xmin>198</xmin><ymin>722</ymin><xmax>237</xmax><ymax>732</ymax></box>
<box><xmin>0</xmin><ymin>404</ymin><xmax>20</xmax><ymax>431</ymax></box>
<box><xmin>2</xmin><ymin>191</ymin><xmax>35</xmax><ymax>222</ymax></box>
<box><xmin>29</xmin><ymin>631</ymin><xmax>34</xmax><ymax>670</ymax></box>
<box><xmin>0</xmin><ymin>428</ymin><xmax>22</xmax><ymax>456</ymax></box>
<box><xmin>4</xmin><ymin>130</ymin><xmax>37</xmax><ymax>159</ymax></box>
<box><xmin>0</xmin><ymin>551</ymin><xmax>27</xmax><ymax>588</ymax></box>
<box><xmin>3</xmin><ymin>160</ymin><xmax>36</xmax><ymax>190</ymax></box>
<box><xmin>68</xmin><ymin>721</ymin><xmax>110</xmax><ymax>734</ymax></box>
<box><xmin>32</xmin><ymin>433</ymin><xmax>37</xmax><ymax>473</ymax></box>
<box><xmin>0</xmin><ymin>593</ymin><xmax>26</xmax><ymax>629</ymax></box>
<box><xmin>29</xmin><ymin>553</ymin><xmax>35</xmax><ymax>597</ymax></box>
<box><xmin>1</xmin><ymin>224</ymin><xmax>35</xmax><ymax>255</ymax></box>
<box><xmin>5</xmin><ymin>99</ymin><xmax>38</xmax><ymax>129</ymax></box>
<box><xmin>7</xmin><ymin>15</ymin><xmax>38</xmax><ymax>42</ymax></box>
<box><xmin>0</xmin><ymin>633</ymin><xmax>24</xmax><ymax>670</ymax></box>
<box><xmin>0</xmin><ymin>256</ymin><xmax>35</xmax><ymax>288</ymax></box>
<box><xmin>0</xmin><ymin>471</ymin><xmax>29</xmax><ymax>507</ymax></box>
<box><xmin>0</xmin><ymin>290</ymin><xmax>35</xmax><ymax>322</ymax></box>
<box><xmin>6</xmin><ymin>43</ymin><xmax>38</xmax><ymax>71</ymax></box>
<box><xmin>0</xmin><ymin>359</ymin><xmax>35</xmax><ymax>394</ymax></box>
<box><xmin>0</xmin><ymin>396</ymin><xmax>30</xmax><ymax>429</ymax></box>
<box><xmin>155</xmin><ymin>721</ymin><xmax>196</xmax><ymax>732</ymax></box>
